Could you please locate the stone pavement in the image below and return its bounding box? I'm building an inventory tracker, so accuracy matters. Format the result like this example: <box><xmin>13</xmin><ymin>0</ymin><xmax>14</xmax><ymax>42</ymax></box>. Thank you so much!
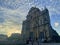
<box><xmin>27</xmin><ymin>43</ymin><xmax>60</xmax><ymax>45</ymax></box>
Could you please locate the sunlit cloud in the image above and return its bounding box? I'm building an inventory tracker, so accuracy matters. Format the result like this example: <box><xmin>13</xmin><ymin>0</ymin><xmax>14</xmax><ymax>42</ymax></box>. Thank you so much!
<box><xmin>54</xmin><ymin>22</ymin><xmax>59</xmax><ymax>27</ymax></box>
<box><xmin>6</xmin><ymin>26</ymin><xmax>22</xmax><ymax>37</ymax></box>
<box><xmin>0</xmin><ymin>23</ymin><xmax>22</xmax><ymax>37</ymax></box>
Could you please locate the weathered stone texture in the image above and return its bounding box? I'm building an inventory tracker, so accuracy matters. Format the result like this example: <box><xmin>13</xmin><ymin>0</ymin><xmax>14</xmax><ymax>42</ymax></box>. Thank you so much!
<box><xmin>21</xmin><ymin>7</ymin><xmax>59</xmax><ymax>43</ymax></box>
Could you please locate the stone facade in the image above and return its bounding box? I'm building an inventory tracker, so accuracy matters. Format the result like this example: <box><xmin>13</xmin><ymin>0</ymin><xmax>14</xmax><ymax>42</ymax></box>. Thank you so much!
<box><xmin>21</xmin><ymin>7</ymin><xmax>59</xmax><ymax>43</ymax></box>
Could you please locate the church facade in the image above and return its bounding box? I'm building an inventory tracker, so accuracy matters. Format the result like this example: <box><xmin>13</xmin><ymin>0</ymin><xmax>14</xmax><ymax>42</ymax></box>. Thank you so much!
<box><xmin>21</xmin><ymin>7</ymin><xmax>59</xmax><ymax>43</ymax></box>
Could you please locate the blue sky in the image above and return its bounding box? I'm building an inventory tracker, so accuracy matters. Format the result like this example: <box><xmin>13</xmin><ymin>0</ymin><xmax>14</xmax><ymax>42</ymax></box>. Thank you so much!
<box><xmin>0</xmin><ymin>0</ymin><xmax>60</xmax><ymax>36</ymax></box>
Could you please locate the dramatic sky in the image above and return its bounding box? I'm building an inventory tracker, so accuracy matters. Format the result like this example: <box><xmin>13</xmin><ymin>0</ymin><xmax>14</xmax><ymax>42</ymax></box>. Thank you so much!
<box><xmin>0</xmin><ymin>0</ymin><xmax>60</xmax><ymax>37</ymax></box>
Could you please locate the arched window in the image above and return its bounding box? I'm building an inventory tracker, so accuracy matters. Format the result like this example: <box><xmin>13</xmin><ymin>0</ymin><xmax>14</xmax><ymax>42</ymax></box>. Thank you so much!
<box><xmin>29</xmin><ymin>32</ymin><xmax>34</xmax><ymax>41</ymax></box>
<box><xmin>39</xmin><ymin>32</ymin><xmax>45</xmax><ymax>41</ymax></box>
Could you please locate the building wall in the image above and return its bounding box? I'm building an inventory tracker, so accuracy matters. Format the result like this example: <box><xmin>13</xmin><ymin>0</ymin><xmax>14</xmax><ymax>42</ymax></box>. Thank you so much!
<box><xmin>21</xmin><ymin>7</ymin><xmax>59</xmax><ymax>42</ymax></box>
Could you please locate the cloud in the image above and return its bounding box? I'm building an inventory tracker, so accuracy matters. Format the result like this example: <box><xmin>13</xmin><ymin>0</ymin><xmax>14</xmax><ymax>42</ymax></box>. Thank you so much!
<box><xmin>0</xmin><ymin>6</ymin><xmax>25</xmax><ymax>35</ymax></box>
<box><xmin>0</xmin><ymin>20</ymin><xmax>22</xmax><ymax>36</ymax></box>
<box><xmin>0</xmin><ymin>6</ymin><xmax>27</xmax><ymax>24</ymax></box>
<box><xmin>54</xmin><ymin>22</ymin><xmax>59</xmax><ymax>27</ymax></box>
<box><xmin>0</xmin><ymin>0</ymin><xmax>23</xmax><ymax>9</ymax></box>
<box><xmin>0</xmin><ymin>0</ymin><xmax>60</xmax><ymax>35</ymax></box>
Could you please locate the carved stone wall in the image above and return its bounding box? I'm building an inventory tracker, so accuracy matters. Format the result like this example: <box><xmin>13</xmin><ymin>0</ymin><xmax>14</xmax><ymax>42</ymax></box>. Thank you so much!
<box><xmin>21</xmin><ymin>7</ymin><xmax>59</xmax><ymax>42</ymax></box>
